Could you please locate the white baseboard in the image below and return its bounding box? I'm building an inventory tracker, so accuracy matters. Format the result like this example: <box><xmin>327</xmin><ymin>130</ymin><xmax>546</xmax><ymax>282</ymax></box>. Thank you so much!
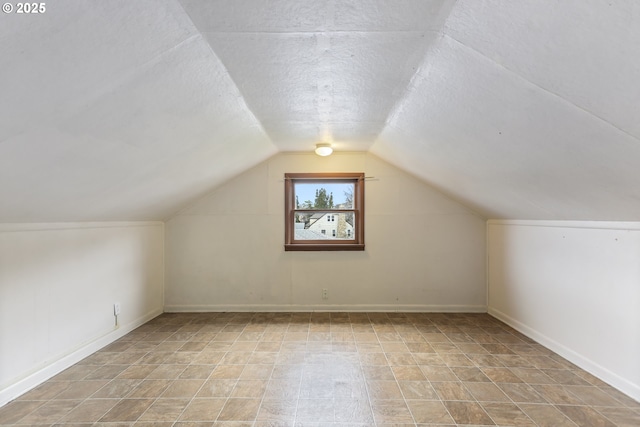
<box><xmin>0</xmin><ymin>308</ymin><xmax>163</xmax><ymax>407</ymax></box>
<box><xmin>164</xmin><ymin>304</ymin><xmax>487</xmax><ymax>313</ymax></box>
<box><xmin>488</xmin><ymin>307</ymin><xmax>640</xmax><ymax>403</ymax></box>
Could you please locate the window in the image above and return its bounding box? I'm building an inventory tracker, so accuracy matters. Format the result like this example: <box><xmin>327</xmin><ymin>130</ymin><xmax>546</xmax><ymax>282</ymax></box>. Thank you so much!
<box><xmin>284</xmin><ymin>172</ymin><xmax>364</xmax><ymax>251</ymax></box>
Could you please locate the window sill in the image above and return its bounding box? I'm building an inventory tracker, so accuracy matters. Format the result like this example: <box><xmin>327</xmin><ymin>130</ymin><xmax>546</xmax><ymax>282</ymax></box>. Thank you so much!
<box><xmin>285</xmin><ymin>243</ymin><xmax>365</xmax><ymax>252</ymax></box>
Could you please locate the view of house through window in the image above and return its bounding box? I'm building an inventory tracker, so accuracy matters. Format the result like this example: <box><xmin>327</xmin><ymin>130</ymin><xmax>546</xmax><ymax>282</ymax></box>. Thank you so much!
<box><xmin>293</xmin><ymin>181</ymin><xmax>355</xmax><ymax>240</ymax></box>
<box><xmin>284</xmin><ymin>173</ymin><xmax>364</xmax><ymax>251</ymax></box>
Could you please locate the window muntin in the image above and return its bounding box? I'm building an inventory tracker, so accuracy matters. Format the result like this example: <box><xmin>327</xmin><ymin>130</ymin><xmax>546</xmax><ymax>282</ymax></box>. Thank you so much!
<box><xmin>284</xmin><ymin>173</ymin><xmax>364</xmax><ymax>251</ymax></box>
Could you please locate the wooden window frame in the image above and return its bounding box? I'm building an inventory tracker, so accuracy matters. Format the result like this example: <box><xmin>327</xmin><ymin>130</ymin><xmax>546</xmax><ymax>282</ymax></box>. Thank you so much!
<box><xmin>284</xmin><ymin>172</ymin><xmax>364</xmax><ymax>251</ymax></box>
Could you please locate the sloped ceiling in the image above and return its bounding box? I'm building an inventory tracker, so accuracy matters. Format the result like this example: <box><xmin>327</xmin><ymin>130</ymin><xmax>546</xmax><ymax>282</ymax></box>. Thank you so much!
<box><xmin>1</xmin><ymin>0</ymin><xmax>639</xmax><ymax>222</ymax></box>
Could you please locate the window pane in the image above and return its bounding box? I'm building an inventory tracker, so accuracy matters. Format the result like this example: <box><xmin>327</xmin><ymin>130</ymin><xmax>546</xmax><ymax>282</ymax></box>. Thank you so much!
<box><xmin>285</xmin><ymin>172</ymin><xmax>364</xmax><ymax>251</ymax></box>
<box><xmin>294</xmin><ymin>182</ymin><xmax>354</xmax><ymax>209</ymax></box>
<box><xmin>293</xmin><ymin>211</ymin><xmax>356</xmax><ymax>240</ymax></box>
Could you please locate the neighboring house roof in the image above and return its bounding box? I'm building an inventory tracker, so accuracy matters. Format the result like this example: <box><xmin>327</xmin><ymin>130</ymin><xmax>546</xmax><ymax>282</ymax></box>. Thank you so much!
<box><xmin>294</xmin><ymin>229</ymin><xmax>330</xmax><ymax>240</ymax></box>
<box><xmin>306</xmin><ymin>212</ymin><xmax>325</xmax><ymax>228</ymax></box>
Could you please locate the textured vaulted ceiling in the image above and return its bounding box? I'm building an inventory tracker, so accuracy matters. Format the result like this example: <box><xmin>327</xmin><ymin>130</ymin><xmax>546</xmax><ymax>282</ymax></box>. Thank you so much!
<box><xmin>1</xmin><ymin>0</ymin><xmax>639</xmax><ymax>222</ymax></box>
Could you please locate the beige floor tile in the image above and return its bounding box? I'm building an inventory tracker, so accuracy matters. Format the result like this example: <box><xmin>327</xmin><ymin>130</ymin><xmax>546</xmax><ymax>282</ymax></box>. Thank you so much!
<box><xmin>54</xmin><ymin>379</ymin><xmax>109</xmax><ymax>399</ymax></box>
<box><xmin>299</xmin><ymin>378</ymin><xmax>334</xmax><ymax>398</ymax></box>
<box><xmin>263</xmin><ymin>378</ymin><xmax>300</xmax><ymax>400</ymax></box>
<box><xmin>214</xmin><ymin>332</ymin><xmax>242</xmax><ymax>342</ymax></box>
<box><xmin>533</xmin><ymin>383</ymin><xmax>586</xmax><ymax>405</ymax></box>
<box><xmin>600</xmin><ymin>385</ymin><xmax>640</xmax><ymax>407</ymax></box>
<box><xmin>127</xmin><ymin>379</ymin><xmax>172</xmax><ymax>398</ymax></box>
<box><xmin>497</xmin><ymin>382</ymin><xmax>548</xmax><ymax>403</ymax></box>
<box><xmin>197</xmin><ymin>379</ymin><xmax>238</xmax><ymax>397</ymax></box>
<box><xmin>138</xmin><ymin>398</ymin><xmax>191</xmax><ymax>421</ymax></box>
<box><xmin>481</xmin><ymin>366</ymin><xmax>523</xmax><ymax>383</ymax></box>
<box><xmin>335</xmin><ymin>379</ymin><xmax>368</xmax><ymax>399</ymax></box>
<box><xmin>422</xmin><ymin>332</ymin><xmax>449</xmax><ymax>342</ymax></box>
<box><xmin>419</xmin><ymin>365</ymin><xmax>457</xmax><ymax>381</ymax></box>
<box><xmin>256</xmin><ymin>398</ymin><xmax>297</xmax><ymax>421</ymax></box>
<box><xmin>511</xmin><ymin>367</ymin><xmax>557</xmax><ymax>384</ymax></box>
<box><xmin>59</xmin><ymin>398</ymin><xmax>120</xmax><ymax>422</ymax></box>
<box><xmin>296</xmin><ymin>398</ymin><xmax>335</xmax><ymax>422</ymax></box>
<box><xmin>542</xmin><ymin>368</ymin><xmax>593</xmax><ymax>385</ymax></box>
<box><xmin>386</xmin><ymin>352</ymin><xmax>416</xmax><ymax>366</ymax></box>
<box><xmin>92</xmin><ymin>378</ymin><xmax>142</xmax><ymax>398</ymax></box>
<box><xmin>481</xmin><ymin>343</ymin><xmax>516</xmax><ymax>355</ymax></box>
<box><xmin>334</xmin><ymin>398</ymin><xmax>374</xmax><ymax>423</ymax></box>
<box><xmin>3</xmin><ymin>312</ymin><xmax>637</xmax><ymax>427</ymax></box>
<box><xmin>370</xmin><ymin>399</ymin><xmax>414</xmax><ymax>424</ymax></box>
<box><xmin>179</xmin><ymin>364</ymin><xmax>216</xmax><ymax>379</ymax></box>
<box><xmin>248</xmin><ymin>351</ymin><xmax>279</xmax><ymax>364</ymax></box>
<box><xmin>362</xmin><ymin>365</ymin><xmax>395</xmax><ymax>380</ymax></box>
<box><xmin>440</xmin><ymin>353</ymin><xmax>474</xmax><ymax>367</ymax></box>
<box><xmin>406</xmin><ymin>343</ymin><xmax>435</xmax><ymax>353</ymax></box>
<box><xmin>566</xmin><ymin>385</ymin><xmax>627</xmax><ymax>407</ymax></box>
<box><xmin>431</xmin><ymin>381</ymin><xmax>474</xmax><ymax>401</ymax></box>
<box><xmin>217</xmin><ymin>398</ymin><xmax>261</xmax><ymax>421</ymax></box>
<box><xmin>381</xmin><ymin>342</ymin><xmax>410</xmax><ymax>353</ymax></box>
<box><xmin>451</xmin><ymin>366</ymin><xmax>491</xmax><ymax>382</ymax></box>
<box><xmin>164</xmin><ymin>421</ymin><xmax>215</xmax><ymax>427</ymax></box>
<box><xmin>597</xmin><ymin>406</ymin><xmax>640</xmax><ymax>426</ymax></box>
<box><xmin>519</xmin><ymin>403</ymin><xmax>581</xmax><ymax>427</ymax></box>
<box><xmin>367</xmin><ymin>380</ymin><xmax>404</xmax><ymax>400</ymax></box>
<box><xmin>161</xmin><ymin>379</ymin><xmax>206</xmax><ymax>398</ymax></box>
<box><xmin>147</xmin><ymin>364</ymin><xmax>188</xmax><ymax>379</ymax></box>
<box><xmin>178</xmin><ymin>398</ymin><xmax>226</xmax><ymax>421</ymax></box>
<box><xmin>442</xmin><ymin>400</ymin><xmax>495</xmax><ymax>425</ymax></box>
<box><xmin>210</xmin><ymin>364</ymin><xmax>245</xmax><ymax>379</ymax></box>
<box><xmin>359</xmin><ymin>352</ymin><xmax>388</xmax><ymax>366</ymax></box>
<box><xmin>455</xmin><ymin>342</ymin><xmax>489</xmax><ymax>354</ymax></box>
<box><xmin>221</xmin><ymin>351</ymin><xmax>253</xmax><ymax>365</ymax></box>
<box><xmin>406</xmin><ymin>399</ymin><xmax>454</xmax><ymax>424</ymax></box>
<box><xmin>376</xmin><ymin>332</ymin><xmax>403</xmax><ymax>342</ymax></box>
<box><xmin>231</xmin><ymin>379</ymin><xmax>268</xmax><ymax>398</ymax></box>
<box><xmin>481</xmin><ymin>402</ymin><xmax>536</xmax><ymax>426</ymax></box>
<box><xmin>85</xmin><ymin>364</ymin><xmax>129</xmax><ymax>379</ymax></box>
<box><xmin>48</xmin><ymin>364</ymin><xmax>100</xmax><ymax>381</ymax></box>
<box><xmin>271</xmin><ymin>364</ymin><xmax>303</xmax><ymax>381</ymax></box>
<box><xmin>398</xmin><ymin>380</ymin><xmax>439</xmax><ymax>400</ymax></box>
<box><xmin>391</xmin><ymin>365</ymin><xmax>426</xmax><ymax>380</ymax></box>
<box><xmin>413</xmin><ymin>353</ymin><xmax>447</xmax><ymax>366</ymax></box>
<box><xmin>117</xmin><ymin>365</ymin><xmax>157</xmax><ymax>379</ymax></box>
<box><xmin>16</xmin><ymin>380</ymin><xmax>71</xmax><ymax>401</ymax></box>
<box><xmin>556</xmin><ymin>405</ymin><xmax>618</xmax><ymax>427</ymax></box>
<box><xmin>165</xmin><ymin>352</ymin><xmax>202</xmax><ymax>364</ymax></box>
<box><xmin>16</xmin><ymin>399</ymin><xmax>81</xmax><ymax>424</ymax></box>
<box><xmin>98</xmin><ymin>398</ymin><xmax>154</xmax><ymax>422</ymax></box>
<box><xmin>239</xmin><ymin>363</ymin><xmax>273</xmax><ymax>380</ymax></box>
<box><xmin>432</xmin><ymin>342</ymin><xmax>460</xmax><ymax>354</ymax></box>
<box><xmin>464</xmin><ymin>381</ymin><xmax>511</xmax><ymax>402</ymax></box>
<box><xmin>190</xmin><ymin>351</ymin><xmax>225</xmax><ymax>365</ymax></box>
<box><xmin>466</xmin><ymin>353</ymin><xmax>504</xmax><ymax>367</ymax></box>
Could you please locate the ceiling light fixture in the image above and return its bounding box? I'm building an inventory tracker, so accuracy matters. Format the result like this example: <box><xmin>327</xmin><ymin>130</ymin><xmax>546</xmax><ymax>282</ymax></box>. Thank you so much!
<box><xmin>315</xmin><ymin>143</ymin><xmax>333</xmax><ymax>156</ymax></box>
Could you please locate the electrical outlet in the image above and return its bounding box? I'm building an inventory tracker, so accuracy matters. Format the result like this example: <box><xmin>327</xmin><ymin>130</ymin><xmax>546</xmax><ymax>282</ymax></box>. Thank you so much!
<box><xmin>113</xmin><ymin>303</ymin><xmax>121</xmax><ymax>316</ymax></box>
<box><xmin>322</xmin><ymin>289</ymin><xmax>328</xmax><ymax>300</ymax></box>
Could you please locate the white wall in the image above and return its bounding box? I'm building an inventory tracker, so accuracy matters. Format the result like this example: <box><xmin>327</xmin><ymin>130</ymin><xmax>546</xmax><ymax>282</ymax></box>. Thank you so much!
<box><xmin>165</xmin><ymin>152</ymin><xmax>486</xmax><ymax>311</ymax></box>
<box><xmin>488</xmin><ymin>220</ymin><xmax>640</xmax><ymax>402</ymax></box>
<box><xmin>0</xmin><ymin>222</ymin><xmax>164</xmax><ymax>405</ymax></box>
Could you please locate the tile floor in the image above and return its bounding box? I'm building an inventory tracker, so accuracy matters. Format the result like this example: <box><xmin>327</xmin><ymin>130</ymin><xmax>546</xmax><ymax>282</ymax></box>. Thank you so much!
<box><xmin>1</xmin><ymin>312</ymin><xmax>639</xmax><ymax>426</ymax></box>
